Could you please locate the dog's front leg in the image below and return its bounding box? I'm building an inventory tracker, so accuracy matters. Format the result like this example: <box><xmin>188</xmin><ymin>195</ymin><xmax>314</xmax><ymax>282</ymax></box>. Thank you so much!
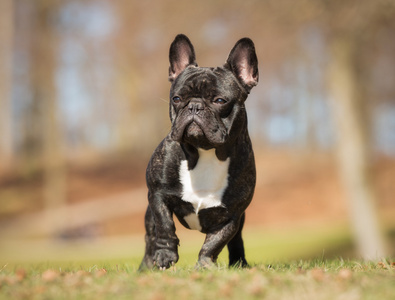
<box><xmin>197</xmin><ymin>218</ymin><xmax>240</xmax><ymax>268</ymax></box>
<box><xmin>149</xmin><ymin>192</ymin><xmax>179</xmax><ymax>269</ymax></box>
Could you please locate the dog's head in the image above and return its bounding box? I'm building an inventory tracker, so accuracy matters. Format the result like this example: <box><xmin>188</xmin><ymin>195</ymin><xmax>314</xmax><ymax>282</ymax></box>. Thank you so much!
<box><xmin>168</xmin><ymin>34</ymin><xmax>258</xmax><ymax>150</ymax></box>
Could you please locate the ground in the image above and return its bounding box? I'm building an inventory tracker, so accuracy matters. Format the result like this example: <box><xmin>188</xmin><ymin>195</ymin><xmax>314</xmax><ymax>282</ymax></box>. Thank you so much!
<box><xmin>0</xmin><ymin>260</ymin><xmax>394</xmax><ymax>300</ymax></box>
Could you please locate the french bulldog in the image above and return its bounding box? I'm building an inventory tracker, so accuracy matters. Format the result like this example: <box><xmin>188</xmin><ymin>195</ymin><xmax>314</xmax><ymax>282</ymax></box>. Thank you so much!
<box><xmin>139</xmin><ymin>34</ymin><xmax>258</xmax><ymax>270</ymax></box>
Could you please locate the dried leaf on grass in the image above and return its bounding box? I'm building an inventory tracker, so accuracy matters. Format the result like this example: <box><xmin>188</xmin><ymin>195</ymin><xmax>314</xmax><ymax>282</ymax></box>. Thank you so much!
<box><xmin>247</xmin><ymin>274</ymin><xmax>268</xmax><ymax>296</ymax></box>
<box><xmin>15</xmin><ymin>269</ymin><xmax>27</xmax><ymax>281</ymax></box>
<box><xmin>310</xmin><ymin>268</ymin><xmax>326</xmax><ymax>282</ymax></box>
<box><xmin>337</xmin><ymin>268</ymin><xmax>353</xmax><ymax>280</ymax></box>
<box><xmin>42</xmin><ymin>269</ymin><xmax>60</xmax><ymax>282</ymax></box>
<box><xmin>0</xmin><ymin>268</ymin><xmax>27</xmax><ymax>286</ymax></box>
<box><xmin>95</xmin><ymin>268</ymin><xmax>107</xmax><ymax>278</ymax></box>
<box><xmin>378</xmin><ymin>261</ymin><xmax>395</xmax><ymax>269</ymax></box>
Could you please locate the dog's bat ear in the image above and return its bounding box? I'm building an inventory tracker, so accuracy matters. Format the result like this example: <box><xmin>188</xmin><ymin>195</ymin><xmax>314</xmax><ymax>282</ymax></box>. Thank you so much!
<box><xmin>169</xmin><ymin>34</ymin><xmax>198</xmax><ymax>82</ymax></box>
<box><xmin>225</xmin><ymin>38</ymin><xmax>259</xmax><ymax>93</ymax></box>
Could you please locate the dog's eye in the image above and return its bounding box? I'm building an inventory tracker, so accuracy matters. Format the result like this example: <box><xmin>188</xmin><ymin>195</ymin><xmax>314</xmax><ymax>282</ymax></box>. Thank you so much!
<box><xmin>213</xmin><ymin>98</ymin><xmax>227</xmax><ymax>104</ymax></box>
<box><xmin>172</xmin><ymin>96</ymin><xmax>181</xmax><ymax>104</ymax></box>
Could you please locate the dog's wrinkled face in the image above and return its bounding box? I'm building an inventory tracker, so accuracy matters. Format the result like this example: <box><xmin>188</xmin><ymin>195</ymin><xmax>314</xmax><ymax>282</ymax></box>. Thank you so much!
<box><xmin>169</xmin><ymin>67</ymin><xmax>247</xmax><ymax>149</ymax></box>
<box><xmin>167</xmin><ymin>35</ymin><xmax>258</xmax><ymax>150</ymax></box>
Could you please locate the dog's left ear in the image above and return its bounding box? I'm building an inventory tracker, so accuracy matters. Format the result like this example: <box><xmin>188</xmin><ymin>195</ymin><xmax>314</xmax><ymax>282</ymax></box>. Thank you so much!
<box><xmin>169</xmin><ymin>34</ymin><xmax>198</xmax><ymax>82</ymax></box>
<box><xmin>226</xmin><ymin>38</ymin><xmax>259</xmax><ymax>92</ymax></box>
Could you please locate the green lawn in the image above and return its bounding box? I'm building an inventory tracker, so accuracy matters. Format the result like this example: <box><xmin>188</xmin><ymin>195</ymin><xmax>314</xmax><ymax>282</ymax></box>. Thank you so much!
<box><xmin>0</xmin><ymin>259</ymin><xmax>394</xmax><ymax>300</ymax></box>
<box><xmin>0</xmin><ymin>224</ymin><xmax>354</xmax><ymax>264</ymax></box>
<box><xmin>1</xmin><ymin>224</ymin><xmax>394</xmax><ymax>299</ymax></box>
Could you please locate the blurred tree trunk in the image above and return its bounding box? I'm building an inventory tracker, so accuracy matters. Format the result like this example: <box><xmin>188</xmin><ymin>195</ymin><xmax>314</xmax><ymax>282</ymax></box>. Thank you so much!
<box><xmin>31</xmin><ymin>0</ymin><xmax>67</xmax><ymax>226</ymax></box>
<box><xmin>113</xmin><ymin>2</ymin><xmax>156</xmax><ymax>154</ymax></box>
<box><xmin>0</xmin><ymin>0</ymin><xmax>14</xmax><ymax>173</ymax></box>
<box><xmin>328</xmin><ymin>36</ymin><xmax>387</xmax><ymax>260</ymax></box>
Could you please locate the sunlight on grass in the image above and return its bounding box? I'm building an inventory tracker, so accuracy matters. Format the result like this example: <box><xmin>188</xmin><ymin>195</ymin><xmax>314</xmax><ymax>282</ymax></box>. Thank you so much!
<box><xmin>1</xmin><ymin>225</ymin><xmax>394</xmax><ymax>300</ymax></box>
<box><xmin>176</xmin><ymin>224</ymin><xmax>353</xmax><ymax>267</ymax></box>
<box><xmin>0</xmin><ymin>224</ymin><xmax>353</xmax><ymax>268</ymax></box>
<box><xmin>1</xmin><ymin>258</ymin><xmax>394</xmax><ymax>300</ymax></box>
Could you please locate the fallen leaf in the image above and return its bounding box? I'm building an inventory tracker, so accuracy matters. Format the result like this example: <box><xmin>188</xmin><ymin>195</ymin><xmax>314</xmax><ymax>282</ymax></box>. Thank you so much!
<box><xmin>76</xmin><ymin>270</ymin><xmax>90</xmax><ymax>277</ymax></box>
<box><xmin>337</xmin><ymin>269</ymin><xmax>352</xmax><ymax>280</ymax></box>
<box><xmin>42</xmin><ymin>270</ymin><xmax>59</xmax><ymax>282</ymax></box>
<box><xmin>378</xmin><ymin>262</ymin><xmax>386</xmax><ymax>269</ymax></box>
<box><xmin>4</xmin><ymin>276</ymin><xmax>18</xmax><ymax>285</ymax></box>
<box><xmin>149</xmin><ymin>291</ymin><xmax>165</xmax><ymax>300</ymax></box>
<box><xmin>228</xmin><ymin>273</ymin><xmax>240</xmax><ymax>285</ymax></box>
<box><xmin>296</xmin><ymin>267</ymin><xmax>306</xmax><ymax>275</ymax></box>
<box><xmin>190</xmin><ymin>272</ymin><xmax>201</xmax><ymax>281</ymax></box>
<box><xmin>95</xmin><ymin>268</ymin><xmax>107</xmax><ymax>278</ymax></box>
<box><xmin>34</xmin><ymin>285</ymin><xmax>47</xmax><ymax>294</ymax></box>
<box><xmin>247</xmin><ymin>267</ymin><xmax>258</xmax><ymax>274</ymax></box>
<box><xmin>15</xmin><ymin>269</ymin><xmax>27</xmax><ymax>281</ymax></box>
<box><xmin>219</xmin><ymin>283</ymin><xmax>233</xmax><ymax>297</ymax></box>
<box><xmin>247</xmin><ymin>274</ymin><xmax>267</xmax><ymax>297</ymax></box>
<box><xmin>64</xmin><ymin>272</ymin><xmax>79</xmax><ymax>287</ymax></box>
<box><xmin>310</xmin><ymin>268</ymin><xmax>325</xmax><ymax>282</ymax></box>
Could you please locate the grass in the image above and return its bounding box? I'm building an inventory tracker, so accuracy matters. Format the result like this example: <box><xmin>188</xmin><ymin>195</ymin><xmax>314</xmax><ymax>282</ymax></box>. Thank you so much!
<box><xmin>0</xmin><ymin>259</ymin><xmax>394</xmax><ymax>300</ymax></box>
<box><xmin>1</xmin><ymin>225</ymin><xmax>394</xmax><ymax>299</ymax></box>
<box><xmin>0</xmin><ymin>224</ymin><xmax>354</xmax><ymax>264</ymax></box>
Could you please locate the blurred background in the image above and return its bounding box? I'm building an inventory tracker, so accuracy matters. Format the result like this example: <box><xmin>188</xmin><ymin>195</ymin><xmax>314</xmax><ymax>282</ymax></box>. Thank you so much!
<box><xmin>0</xmin><ymin>0</ymin><xmax>394</xmax><ymax>265</ymax></box>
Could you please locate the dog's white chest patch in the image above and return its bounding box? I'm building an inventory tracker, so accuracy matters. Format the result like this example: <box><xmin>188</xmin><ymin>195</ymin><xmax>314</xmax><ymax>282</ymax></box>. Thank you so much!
<box><xmin>179</xmin><ymin>149</ymin><xmax>230</xmax><ymax>221</ymax></box>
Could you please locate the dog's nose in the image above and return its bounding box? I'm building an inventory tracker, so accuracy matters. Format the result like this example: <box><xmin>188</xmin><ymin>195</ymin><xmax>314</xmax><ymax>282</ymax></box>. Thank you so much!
<box><xmin>188</xmin><ymin>100</ymin><xmax>204</xmax><ymax>115</ymax></box>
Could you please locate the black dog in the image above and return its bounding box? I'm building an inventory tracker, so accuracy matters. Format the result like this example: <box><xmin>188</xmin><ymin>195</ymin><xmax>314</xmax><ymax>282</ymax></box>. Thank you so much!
<box><xmin>139</xmin><ymin>34</ymin><xmax>258</xmax><ymax>270</ymax></box>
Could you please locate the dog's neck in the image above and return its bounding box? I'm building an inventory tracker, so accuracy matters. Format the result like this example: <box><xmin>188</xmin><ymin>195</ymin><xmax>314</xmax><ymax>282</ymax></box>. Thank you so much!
<box><xmin>180</xmin><ymin>143</ymin><xmax>228</xmax><ymax>170</ymax></box>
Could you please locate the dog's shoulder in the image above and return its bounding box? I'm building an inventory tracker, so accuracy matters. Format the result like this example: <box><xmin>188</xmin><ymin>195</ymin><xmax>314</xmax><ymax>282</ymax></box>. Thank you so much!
<box><xmin>146</xmin><ymin>135</ymin><xmax>183</xmax><ymax>188</ymax></box>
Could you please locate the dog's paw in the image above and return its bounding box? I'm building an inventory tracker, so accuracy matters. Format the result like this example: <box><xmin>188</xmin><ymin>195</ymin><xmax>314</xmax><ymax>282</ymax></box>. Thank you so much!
<box><xmin>196</xmin><ymin>256</ymin><xmax>216</xmax><ymax>269</ymax></box>
<box><xmin>154</xmin><ymin>249</ymin><xmax>178</xmax><ymax>270</ymax></box>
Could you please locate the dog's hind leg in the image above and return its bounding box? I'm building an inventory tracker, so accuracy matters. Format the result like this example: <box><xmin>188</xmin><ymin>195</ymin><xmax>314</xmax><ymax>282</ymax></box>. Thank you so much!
<box><xmin>139</xmin><ymin>205</ymin><xmax>156</xmax><ymax>271</ymax></box>
<box><xmin>227</xmin><ymin>213</ymin><xmax>248</xmax><ymax>267</ymax></box>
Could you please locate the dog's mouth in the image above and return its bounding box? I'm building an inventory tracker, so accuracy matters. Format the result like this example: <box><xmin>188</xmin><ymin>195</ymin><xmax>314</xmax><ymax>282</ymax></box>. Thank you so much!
<box><xmin>184</xmin><ymin>121</ymin><xmax>204</xmax><ymax>138</ymax></box>
<box><xmin>171</xmin><ymin>115</ymin><xmax>228</xmax><ymax>149</ymax></box>
<box><xmin>171</xmin><ymin>109</ymin><xmax>228</xmax><ymax>149</ymax></box>
<box><xmin>171</xmin><ymin>117</ymin><xmax>205</xmax><ymax>142</ymax></box>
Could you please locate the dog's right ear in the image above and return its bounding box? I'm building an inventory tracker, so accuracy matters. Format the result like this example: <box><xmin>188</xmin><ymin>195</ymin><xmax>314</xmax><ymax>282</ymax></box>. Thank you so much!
<box><xmin>169</xmin><ymin>34</ymin><xmax>197</xmax><ymax>82</ymax></box>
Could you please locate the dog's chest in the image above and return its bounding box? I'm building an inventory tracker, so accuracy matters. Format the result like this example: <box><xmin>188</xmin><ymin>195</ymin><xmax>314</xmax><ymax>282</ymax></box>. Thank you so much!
<box><xmin>179</xmin><ymin>149</ymin><xmax>229</xmax><ymax>230</ymax></box>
